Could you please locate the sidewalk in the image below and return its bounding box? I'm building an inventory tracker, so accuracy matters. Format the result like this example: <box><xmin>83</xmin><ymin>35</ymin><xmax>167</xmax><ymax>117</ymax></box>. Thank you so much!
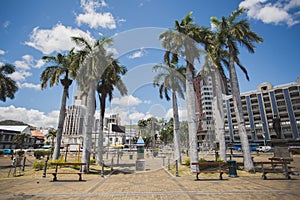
<box><xmin>0</xmin><ymin>154</ymin><xmax>299</xmax><ymax>199</ymax></box>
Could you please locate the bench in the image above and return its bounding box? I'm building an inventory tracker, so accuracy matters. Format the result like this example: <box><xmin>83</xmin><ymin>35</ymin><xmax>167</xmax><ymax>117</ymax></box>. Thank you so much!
<box><xmin>254</xmin><ymin>159</ymin><xmax>298</xmax><ymax>179</ymax></box>
<box><xmin>191</xmin><ymin>161</ymin><xmax>228</xmax><ymax>180</ymax></box>
<box><xmin>48</xmin><ymin>162</ymin><xmax>86</xmax><ymax>181</ymax></box>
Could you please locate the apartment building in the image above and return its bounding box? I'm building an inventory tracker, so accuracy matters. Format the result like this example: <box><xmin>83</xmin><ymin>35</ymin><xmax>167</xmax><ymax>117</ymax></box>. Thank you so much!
<box><xmin>224</xmin><ymin>78</ymin><xmax>300</xmax><ymax>143</ymax></box>
<box><xmin>194</xmin><ymin>63</ymin><xmax>230</xmax><ymax>149</ymax></box>
<box><xmin>62</xmin><ymin>91</ymin><xmax>87</xmax><ymax>146</ymax></box>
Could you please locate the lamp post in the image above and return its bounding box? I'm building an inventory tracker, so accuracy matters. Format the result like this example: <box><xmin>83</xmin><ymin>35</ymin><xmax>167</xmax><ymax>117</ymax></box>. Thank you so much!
<box><xmin>262</xmin><ymin>134</ymin><xmax>266</xmax><ymax>147</ymax></box>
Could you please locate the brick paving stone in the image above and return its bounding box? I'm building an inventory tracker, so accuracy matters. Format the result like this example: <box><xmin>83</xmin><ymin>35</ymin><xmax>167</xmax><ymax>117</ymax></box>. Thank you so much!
<box><xmin>0</xmin><ymin>154</ymin><xmax>300</xmax><ymax>199</ymax></box>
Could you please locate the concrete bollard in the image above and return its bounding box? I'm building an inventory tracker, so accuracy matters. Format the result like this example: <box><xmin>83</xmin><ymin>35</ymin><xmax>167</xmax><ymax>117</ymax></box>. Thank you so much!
<box><xmin>42</xmin><ymin>156</ymin><xmax>49</xmax><ymax>178</ymax></box>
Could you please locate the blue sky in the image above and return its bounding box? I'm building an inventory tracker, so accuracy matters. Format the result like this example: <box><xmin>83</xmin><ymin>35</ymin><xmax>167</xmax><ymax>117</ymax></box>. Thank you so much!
<box><xmin>0</xmin><ymin>0</ymin><xmax>299</xmax><ymax>128</ymax></box>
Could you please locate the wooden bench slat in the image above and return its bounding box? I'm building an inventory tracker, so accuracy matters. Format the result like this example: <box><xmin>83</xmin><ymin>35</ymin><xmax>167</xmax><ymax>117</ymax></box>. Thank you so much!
<box><xmin>47</xmin><ymin>162</ymin><xmax>86</xmax><ymax>181</ymax></box>
<box><xmin>191</xmin><ymin>161</ymin><xmax>228</xmax><ymax>180</ymax></box>
<box><xmin>254</xmin><ymin>160</ymin><xmax>296</xmax><ymax>180</ymax></box>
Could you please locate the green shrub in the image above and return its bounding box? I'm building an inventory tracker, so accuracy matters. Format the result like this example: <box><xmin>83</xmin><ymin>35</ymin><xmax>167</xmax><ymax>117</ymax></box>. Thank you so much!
<box><xmin>215</xmin><ymin>157</ymin><xmax>224</xmax><ymax>162</ymax></box>
<box><xmin>90</xmin><ymin>158</ymin><xmax>95</xmax><ymax>165</ymax></box>
<box><xmin>32</xmin><ymin>161</ymin><xmax>44</xmax><ymax>170</ymax></box>
<box><xmin>199</xmin><ymin>158</ymin><xmax>207</xmax><ymax>162</ymax></box>
<box><xmin>184</xmin><ymin>157</ymin><xmax>190</xmax><ymax>166</ymax></box>
<box><xmin>0</xmin><ymin>150</ymin><xmax>3</xmax><ymax>155</ymax></box>
<box><xmin>16</xmin><ymin>150</ymin><xmax>25</xmax><ymax>156</ymax></box>
<box><xmin>34</xmin><ymin>150</ymin><xmax>50</xmax><ymax>159</ymax></box>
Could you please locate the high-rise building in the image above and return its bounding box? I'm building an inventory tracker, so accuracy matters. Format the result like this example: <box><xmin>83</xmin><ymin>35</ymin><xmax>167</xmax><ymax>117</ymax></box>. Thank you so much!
<box><xmin>224</xmin><ymin>78</ymin><xmax>300</xmax><ymax>143</ymax></box>
<box><xmin>194</xmin><ymin>63</ymin><xmax>230</xmax><ymax>149</ymax></box>
<box><xmin>62</xmin><ymin>89</ymin><xmax>87</xmax><ymax>145</ymax></box>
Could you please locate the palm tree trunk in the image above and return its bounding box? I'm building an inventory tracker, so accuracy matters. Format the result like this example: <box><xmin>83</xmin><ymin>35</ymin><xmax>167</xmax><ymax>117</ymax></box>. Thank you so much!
<box><xmin>186</xmin><ymin>61</ymin><xmax>199</xmax><ymax>172</ymax></box>
<box><xmin>229</xmin><ymin>51</ymin><xmax>254</xmax><ymax>172</ymax></box>
<box><xmin>213</xmin><ymin>69</ymin><xmax>226</xmax><ymax>161</ymax></box>
<box><xmin>96</xmin><ymin>112</ymin><xmax>104</xmax><ymax>165</ymax></box>
<box><xmin>96</xmin><ymin>93</ymin><xmax>106</xmax><ymax>165</ymax></box>
<box><xmin>172</xmin><ymin>92</ymin><xmax>181</xmax><ymax>164</ymax></box>
<box><xmin>82</xmin><ymin>83</ymin><xmax>96</xmax><ymax>172</ymax></box>
<box><xmin>52</xmin><ymin>83</ymin><xmax>69</xmax><ymax>160</ymax></box>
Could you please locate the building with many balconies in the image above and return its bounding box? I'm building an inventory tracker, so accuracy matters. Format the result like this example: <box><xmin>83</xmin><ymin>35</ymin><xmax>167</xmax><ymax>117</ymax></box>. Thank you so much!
<box><xmin>224</xmin><ymin>78</ymin><xmax>300</xmax><ymax>144</ymax></box>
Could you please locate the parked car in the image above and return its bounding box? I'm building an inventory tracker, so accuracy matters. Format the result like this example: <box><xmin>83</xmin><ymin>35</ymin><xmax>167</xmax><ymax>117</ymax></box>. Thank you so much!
<box><xmin>258</xmin><ymin>146</ymin><xmax>272</xmax><ymax>152</ymax></box>
<box><xmin>2</xmin><ymin>149</ymin><xmax>13</xmax><ymax>155</ymax></box>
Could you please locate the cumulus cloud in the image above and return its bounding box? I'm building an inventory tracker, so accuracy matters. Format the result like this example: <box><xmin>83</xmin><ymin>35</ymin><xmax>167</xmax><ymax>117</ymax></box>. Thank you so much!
<box><xmin>111</xmin><ymin>95</ymin><xmax>143</xmax><ymax>107</ymax></box>
<box><xmin>239</xmin><ymin>0</ymin><xmax>300</xmax><ymax>26</ymax></box>
<box><xmin>76</xmin><ymin>0</ymin><xmax>116</xmax><ymax>29</ymax></box>
<box><xmin>0</xmin><ymin>49</ymin><xmax>5</xmax><ymax>55</ymax></box>
<box><xmin>128</xmin><ymin>49</ymin><xmax>146</xmax><ymax>59</ymax></box>
<box><xmin>9</xmin><ymin>71</ymin><xmax>32</xmax><ymax>82</ymax></box>
<box><xmin>165</xmin><ymin>107</ymin><xmax>187</xmax><ymax>120</ymax></box>
<box><xmin>9</xmin><ymin>54</ymin><xmax>44</xmax><ymax>90</ymax></box>
<box><xmin>19</xmin><ymin>82</ymin><xmax>41</xmax><ymax>90</ymax></box>
<box><xmin>0</xmin><ymin>106</ymin><xmax>58</xmax><ymax>128</ymax></box>
<box><xmin>25</xmin><ymin>24</ymin><xmax>93</xmax><ymax>54</ymax></box>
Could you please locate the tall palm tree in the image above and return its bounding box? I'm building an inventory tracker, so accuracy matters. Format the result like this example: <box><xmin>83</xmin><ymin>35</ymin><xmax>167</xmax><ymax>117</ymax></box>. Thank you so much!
<box><xmin>96</xmin><ymin>57</ymin><xmax>127</xmax><ymax>165</ymax></box>
<box><xmin>153</xmin><ymin>51</ymin><xmax>186</xmax><ymax>164</ymax></box>
<box><xmin>41</xmin><ymin>49</ymin><xmax>79</xmax><ymax>160</ymax></box>
<box><xmin>0</xmin><ymin>64</ymin><xmax>18</xmax><ymax>102</ymax></box>
<box><xmin>72</xmin><ymin>36</ymin><xmax>111</xmax><ymax>172</ymax></box>
<box><xmin>211</xmin><ymin>8</ymin><xmax>263</xmax><ymax>172</ymax></box>
<box><xmin>160</xmin><ymin>12</ymin><xmax>201</xmax><ymax>172</ymax></box>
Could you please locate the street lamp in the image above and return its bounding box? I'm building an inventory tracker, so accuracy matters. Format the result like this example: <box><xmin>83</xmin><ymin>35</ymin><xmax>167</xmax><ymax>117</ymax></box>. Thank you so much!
<box><xmin>262</xmin><ymin>134</ymin><xmax>266</xmax><ymax>147</ymax></box>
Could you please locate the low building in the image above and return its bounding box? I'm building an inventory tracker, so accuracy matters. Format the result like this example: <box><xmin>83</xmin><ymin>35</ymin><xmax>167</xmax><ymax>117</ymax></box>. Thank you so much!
<box><xmin>0</xmin><ymin>125</ymin><xmax>32</xmax><ymax>149</ymax></box>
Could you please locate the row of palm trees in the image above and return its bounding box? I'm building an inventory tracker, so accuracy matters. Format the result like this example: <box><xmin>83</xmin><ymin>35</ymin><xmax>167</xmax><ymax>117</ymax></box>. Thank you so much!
<box><xmin>41</xmin><ymin>37</ymin><xmax>128</xmax><ymax>172</ymax></box>
<box><xmin>153</xmin><ymin>8</ymin><xmax>263</xmax><ymax>172</ymax></box>
<box><xmin>1</xmin><ymin>8</ymin><xmax>262</xmax><ymax>173</ymax></box>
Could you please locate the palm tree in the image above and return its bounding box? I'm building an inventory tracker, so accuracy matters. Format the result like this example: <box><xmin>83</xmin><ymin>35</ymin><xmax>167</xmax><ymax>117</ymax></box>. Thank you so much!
<box><xmin>211</xmin><ymin>8</ymin><xmax>263</xmax><ymax>172</ymax></box>
<box><xmin>96</xmin><ymin>57</ymin><xmax>127</xmax><ymax>165</ymax></box>
<box><xmin>46</xmin><ymin>129</ymin><xmax>57</xmax><ymax>147</ymax></box>
<box><xmin>41</xmin><ymin>49</ymin><xmax>79</xmax><ymax>160</ymax></box>
<box><xmin>160</xmin><ymin>12</ymin><xmax>201</xmax><ymax>172</ymax></box>
<box><xmin>72</xmin><ymin>36</ymin><xmax>111</xmax><ymax>172</ymax></box>
<box><xmin>153</xmin><ymin>52</ymin><xmax>186</xmax><ymax>164</ymax></box>
<box><xmin>0</xmin><ymin>64</ymin><xmax>18</xmax><ymax>102</ymax></box>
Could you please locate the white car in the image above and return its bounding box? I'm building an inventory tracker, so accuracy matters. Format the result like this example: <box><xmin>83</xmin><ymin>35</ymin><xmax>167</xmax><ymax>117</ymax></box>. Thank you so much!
<box><xmin>258</xmin><ymin>146</ymin><xmax>271</xmax><ymax>152</ymax></box>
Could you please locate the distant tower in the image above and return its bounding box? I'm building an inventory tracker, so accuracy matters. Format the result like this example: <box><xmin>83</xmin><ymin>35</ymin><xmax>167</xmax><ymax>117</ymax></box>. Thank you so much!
<box><xmin>62</xmin><ymin>88</ymin><xmax>87</xmax><ymax>145</ymax></box>
<box><xmin>194</xmin><ymin>60</ymin><xmax>230</xmax><ymax>149</ymax></box>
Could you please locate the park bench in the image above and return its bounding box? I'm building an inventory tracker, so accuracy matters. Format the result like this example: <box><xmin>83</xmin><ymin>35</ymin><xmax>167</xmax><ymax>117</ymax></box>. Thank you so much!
<box><xmin>48</xmin><ymin>162</ymin><xmax>86</xmax><ymax>181</ymax></box>
<box><xmin>191</xmin><ymin>161</ymin><xmax>228</xmax><ymax>180</ymax></box>
<box><xmin>254</xmin><ymin>158</ymin><xmax>298</xmax><ymax>179</ymax></box>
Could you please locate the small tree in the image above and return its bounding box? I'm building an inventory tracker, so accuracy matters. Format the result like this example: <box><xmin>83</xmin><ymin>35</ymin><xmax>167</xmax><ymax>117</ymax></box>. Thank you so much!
<box><xmin>12</xmin><ymin>133</ymin><xmax>30</xmax><ymax>150</ymax></box>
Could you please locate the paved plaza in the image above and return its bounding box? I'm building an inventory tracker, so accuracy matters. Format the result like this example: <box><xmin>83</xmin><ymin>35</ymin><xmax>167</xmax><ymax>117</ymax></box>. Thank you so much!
<box><xmin>0</xmin><ymin>153</ymin><xmax>299</xmax><ymax>200</ymax></box>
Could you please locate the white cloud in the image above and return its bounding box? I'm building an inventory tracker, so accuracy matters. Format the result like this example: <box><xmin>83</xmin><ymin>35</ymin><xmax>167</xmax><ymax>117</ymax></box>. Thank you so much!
<box><xmin>35</xmin><ymin>59</ymin><xmax>45</xmax><ymax>69</ymax></box>
<box><xmin>128</xmin><ymin>49</ymin><xmax>146</xmax><ymax>59</ymax></box>
<box><xmin>111</xmin><ymin>95</ymin><xmax>142</xmax><ymax>107</ymax></box>
<box><xmin>3</xmin><ymin>20</ymin><xmax>10</xmax><ymax>28</ymax></box>
<box><xmin>76</xmin><ymin>0</ymin><xmax>116</xmax><ymax>29</ymax></box>
<box><xmin>25</xmin><ymin>24</ymin><xmax>93</xmax><ymax>54</ymax></box>
<box><xmin>100</xmin><ymin>0</ymin><xmax>108</xmax><ymax>7</ymax></box>
<box><xmin>76</xmin><ymin>12</ymin><xmax>116</xmax><ymax>29</ymax></box>
<box><xmin>165</xmin><ymin>107</ymin><xmax>187</xmax><ymax>120</ymax></box>
<box><xmin>0</xmin><ymin>106</ymin><xmax>58</xmax><ymax>128</ymax></box>
<box><xmin>9</xmin><ymin>71</ymin><xmax>32</xmax><ymax>82</ymax></box>
<box><xmin>129</xmin><ymin>112</ymin><xmax>146</xmax><ymax>121</ymax></box>
<box><xmin>0</xmin><ymin>49</ymin><xmax>5</xmax><ymax>55</ymax></box>
<box><xmin>239</xmin><ymin>0</ymin><xmax>300</xmax><ymax>26</ymax></box>
<box><xmin>19</xmin><ymin>82</ymin><xmax>41</xmax><ymax>90</ymax></box>
<box><xmin>10</xmin><ymin>55</ymin><xmax>44</xmax><ymax>89</ymax></box>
